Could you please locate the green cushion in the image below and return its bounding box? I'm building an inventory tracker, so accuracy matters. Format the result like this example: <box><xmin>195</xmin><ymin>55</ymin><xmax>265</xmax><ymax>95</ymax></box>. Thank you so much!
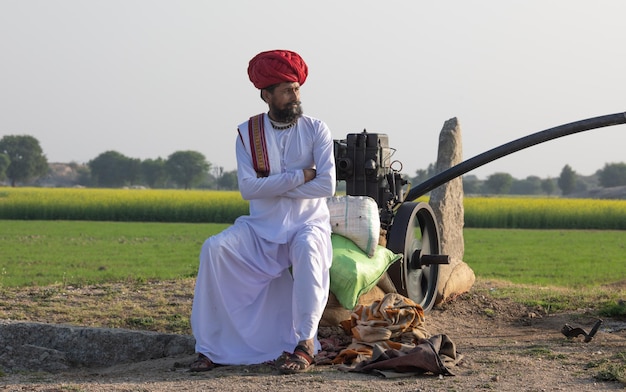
<box><xmin>329</xmin><ymin>233</ymin><xmax>402</xmax><ymax>310</ymax></box>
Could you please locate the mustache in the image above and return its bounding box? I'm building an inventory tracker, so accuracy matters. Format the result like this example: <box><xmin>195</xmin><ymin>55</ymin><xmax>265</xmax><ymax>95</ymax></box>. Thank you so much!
<box><xmin>272</xmin><ymin>101</ymin><xmax>303</xmax><ymax>123</ymax></box>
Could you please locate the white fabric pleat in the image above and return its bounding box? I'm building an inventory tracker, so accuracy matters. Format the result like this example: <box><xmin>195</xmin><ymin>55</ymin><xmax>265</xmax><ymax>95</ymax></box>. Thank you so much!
<box><xmin>191</xmin><ymin>221</ymin><xmax>331</xmax><ymax>365</ymax></box>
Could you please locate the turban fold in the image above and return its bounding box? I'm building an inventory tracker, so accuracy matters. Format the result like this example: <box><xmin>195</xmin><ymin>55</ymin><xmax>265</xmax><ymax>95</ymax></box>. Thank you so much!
<box><xmin>247</xmin><ymin>50</ymin><xmax>308</xmax><ymax>89</ymax></box>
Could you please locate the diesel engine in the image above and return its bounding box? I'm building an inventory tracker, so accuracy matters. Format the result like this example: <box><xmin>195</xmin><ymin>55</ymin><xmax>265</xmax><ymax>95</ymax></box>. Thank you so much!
<box><xmin>333</xmin><ymin>130</ymin><xmax>407</xmax><ymax>229</ymax></box>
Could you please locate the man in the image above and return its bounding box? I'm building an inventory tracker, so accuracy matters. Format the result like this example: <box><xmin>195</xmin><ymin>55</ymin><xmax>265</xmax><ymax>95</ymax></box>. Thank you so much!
<box><xmin>190</xmin><ymin>49</ymin><xmax>336</xmax><ymax>374</ymax></box>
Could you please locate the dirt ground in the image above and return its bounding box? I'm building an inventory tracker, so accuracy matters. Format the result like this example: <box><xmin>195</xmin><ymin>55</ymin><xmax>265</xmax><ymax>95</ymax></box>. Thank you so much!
<box><xmin>2</xmin><ymin>280</ymin><xmax>626</xmax><ymax>392</ymax></box>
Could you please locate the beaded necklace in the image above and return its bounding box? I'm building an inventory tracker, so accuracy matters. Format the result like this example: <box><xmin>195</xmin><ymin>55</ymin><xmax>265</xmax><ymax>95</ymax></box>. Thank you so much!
<box><xmin>269</xmin><ymin>118</ymin><xmax>296</xmax><ymax>130</ymax></box>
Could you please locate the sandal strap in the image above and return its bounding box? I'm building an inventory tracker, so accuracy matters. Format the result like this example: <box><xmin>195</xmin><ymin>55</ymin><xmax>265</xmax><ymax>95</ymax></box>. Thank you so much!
<box><xmin>190</xmin><ymin>353</ymin><xmax>216</xmax><ymax>371</ymax></box>
<box><xmin>293</xmin><ymin>345</ymin><xmax>314</xmax><ymax>365</ymax></box>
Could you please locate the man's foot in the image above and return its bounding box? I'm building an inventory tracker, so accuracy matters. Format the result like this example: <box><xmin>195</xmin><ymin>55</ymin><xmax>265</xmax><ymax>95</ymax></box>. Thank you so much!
<box><xmin>279</xmin><ymin>345</ymin><xmax>315</xmax><ymax>374</ymax></box>
<box><xmin>189</xmin><ymin>353</ymin><xmax>217</xmax><ymax>372</ymax></box>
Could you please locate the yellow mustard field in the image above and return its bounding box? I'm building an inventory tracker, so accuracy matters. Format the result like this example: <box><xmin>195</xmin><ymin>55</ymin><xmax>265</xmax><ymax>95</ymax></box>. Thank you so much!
<box><xmin>0</xmin><ymin>187</ymin><xmax>248</xmax><ymax>223</ymax></box>
<box><xmin>0</xmin><ymin>188</ymin><xmax>624</xmax><ymax>229</ymax></box>
<box><xmin>464</xmin><ymin>196</ymin><xmax>626</xmax><ymax>229</ymax></box>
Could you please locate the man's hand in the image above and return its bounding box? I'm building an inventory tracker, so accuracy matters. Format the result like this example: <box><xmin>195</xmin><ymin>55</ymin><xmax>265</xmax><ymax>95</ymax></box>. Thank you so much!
<box><xmin>303</xmin><ymin>168</ymin><xmax>316</xmax><ymax>182</ymax></box>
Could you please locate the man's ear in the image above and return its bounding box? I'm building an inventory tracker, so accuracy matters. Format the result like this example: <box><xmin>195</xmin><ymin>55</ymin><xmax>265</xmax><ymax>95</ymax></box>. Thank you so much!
<box><xmin>261</xmin><ymin>89</ymin><xmax>270</xmax><ymax>103</ymax></box>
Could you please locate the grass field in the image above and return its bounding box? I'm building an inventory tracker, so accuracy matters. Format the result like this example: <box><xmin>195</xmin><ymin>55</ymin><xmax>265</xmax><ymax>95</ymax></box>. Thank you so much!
<box><xmin>0</xmin><ymin>220</ymin><xmax>228</xmax><ymax>287</ymax></box>
<box><xmin>464</xmin><ymin>228</ymin><xmax>626</xmax><ymax>287</ymax></box>
<box><xmin>2</xmin><ymin>220</ymin><xmax>625</xmax><ymax>289</ymax></box>
<box><xmin>2</xmin><ymin>219</ymin><xmax>626</xmax><ymax>335</ymax></box>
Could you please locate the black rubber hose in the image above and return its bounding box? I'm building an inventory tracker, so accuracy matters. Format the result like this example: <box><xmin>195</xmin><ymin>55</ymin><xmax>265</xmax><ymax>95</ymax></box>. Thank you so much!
<box><xmin>405</xmin><ymin>111</ymin><xmax>626</xmax><ymax>201</ymax></box>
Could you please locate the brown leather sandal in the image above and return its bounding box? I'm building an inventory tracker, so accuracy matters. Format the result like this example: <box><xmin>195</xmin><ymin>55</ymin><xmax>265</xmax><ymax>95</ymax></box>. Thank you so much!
<box><xmin>279</xmin><ymin>345</ymin><xmax>315</xmax><ymax>374</ymax></box>
<box><xmin>189</xmin><ymin>353</ymin><xmax>217</xmax><ymax>372</ymax></box>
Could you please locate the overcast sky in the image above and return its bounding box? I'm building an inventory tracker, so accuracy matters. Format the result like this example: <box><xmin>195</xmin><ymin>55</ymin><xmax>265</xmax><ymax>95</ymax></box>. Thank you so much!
<box><xmin>1</xmin><ymin>0</ymin><xmax>624</xmax><ymax>180</ymax></box>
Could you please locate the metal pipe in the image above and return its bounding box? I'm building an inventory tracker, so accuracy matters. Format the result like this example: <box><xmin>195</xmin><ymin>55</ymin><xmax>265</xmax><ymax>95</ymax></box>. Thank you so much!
<box><xmin>405</xmin><ymin>112</ymin><xmax>626</xmax><ymax>201</ymax></box>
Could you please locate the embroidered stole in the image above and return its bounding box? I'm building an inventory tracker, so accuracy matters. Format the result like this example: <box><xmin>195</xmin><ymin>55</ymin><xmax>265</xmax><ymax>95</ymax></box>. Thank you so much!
<box><xmin>248</xmin><ymin>113</ymin><xmax>270</xmax><ymax>177</ymax></box>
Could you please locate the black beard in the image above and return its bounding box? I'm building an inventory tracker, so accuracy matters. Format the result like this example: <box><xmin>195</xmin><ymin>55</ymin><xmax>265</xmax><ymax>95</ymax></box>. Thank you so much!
<box><xmin>272</xmin><ymin>102</ymin><xmax>303</xmax><ymax>123</ymax></box>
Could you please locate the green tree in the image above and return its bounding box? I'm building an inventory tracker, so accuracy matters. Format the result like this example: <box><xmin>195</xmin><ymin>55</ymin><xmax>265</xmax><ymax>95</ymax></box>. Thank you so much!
<box><xmin>411</xmin><ymin>163</ymin><xmax>436</xmax><ymax>185</ymax></box>
<box><xmin>166</xmin><ymin>150</ymin><xmax>210</xmax><ymax>189</ymax></box>
<box><xmin>217</xmin><ymin>170</ymin><xmax>238</xmax><ymax>190</ymax></box>
<box><xmin>541</xmin><ymin>178</ymin><xmax>556</xmax><ymax>195</ymax></box>
<box><xmin>597</xmin><ymin>162</ymin><xmax>626</xmax><ymax>188</ymax></box>
<box><xmin>558</xmin><ymin>164</ymin><xmax>576</xmax><ymax>195</ymax></box>
<box><xmin>71</xmin><ymin>162</ymin><xmax>92</xmax><ymax>186</ymax></box>
<box><xmin>484</xmin><ymin>172</ymin><xmax>513</xmax><ymax>194</ymax></box>
<box><xmin>0</xmin><ymin>135</ymin><xmax>48</xmax><ymax>186</ymax></box>
<box><xmin>88</xmin><ymin>151</ymin><xmax>136</xmax><ymax>187</ymax></box>
<box><xmin>124</xmin><ymin>157</ymin><xmax>142</xmax><ymax>186</ymax></box>
<box><xmin>462</xmin><ymin>174</ymin><xmax>482</xmax><ymax>194</ymax></box>
<box><xmin>141</xmin><ymin>158</ymin><xmax>168</xmax><ymax>188</ymax></box>
<box><xmin>510</xmin><ymin>176</ymin><xmax>542</xmax><ymax>195</ymax></box>
<box><xmin>0</xmin><ymin>152</ymin><xmax>10</xmax><ymax>181</ymax></box>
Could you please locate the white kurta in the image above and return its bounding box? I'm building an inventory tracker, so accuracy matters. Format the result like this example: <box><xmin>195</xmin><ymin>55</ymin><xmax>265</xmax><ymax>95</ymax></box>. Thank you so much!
<box><xmin>190</xmin><ymin>114</ymin><xmax>336</xmax><ymax>365</ymax></box>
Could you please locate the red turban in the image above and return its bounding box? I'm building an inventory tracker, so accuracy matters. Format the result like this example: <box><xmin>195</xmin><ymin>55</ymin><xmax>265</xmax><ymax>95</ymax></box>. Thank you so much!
<box><xmin>247</xmin><ymin>50</ymin><xmax>308</xmax><ymax>89</ymax></box>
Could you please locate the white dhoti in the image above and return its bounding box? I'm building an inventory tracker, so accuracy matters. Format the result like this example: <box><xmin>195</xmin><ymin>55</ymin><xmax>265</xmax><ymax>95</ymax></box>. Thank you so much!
<box><xmin>190</xmin><ymin>220</ymin><xmax>332</xmax><ymax>365</ymax></box>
